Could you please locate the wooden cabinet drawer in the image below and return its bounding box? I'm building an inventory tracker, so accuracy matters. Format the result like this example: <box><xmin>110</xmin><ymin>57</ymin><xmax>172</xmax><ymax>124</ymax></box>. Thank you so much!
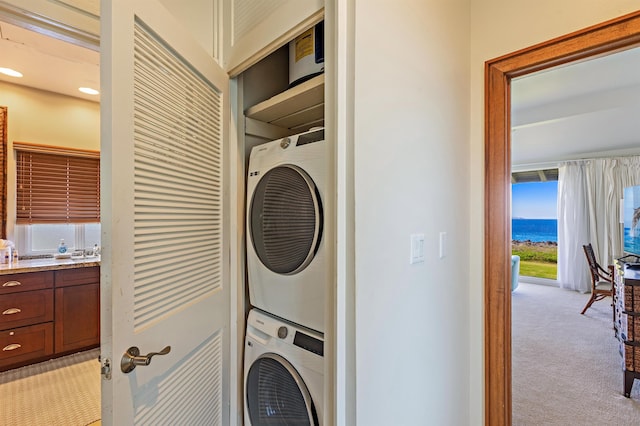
<box><xmin>0</xmin><ymin>271</ymin><xmax>54</xmax><ymax>295</ymax></box>
<box><xmin>0</xmin><ymin>322</ymin><xmax>54</xmax><ymax>369</ymax></box>
<box><xmin>0</xmin><ymin>289</ymin><xmax>54</xmax><ymax>330</ymax></box>
<box><xmin>55</xmin><ymin>266</ymin><xmax>100</xmax><ymax>288</ymax></box>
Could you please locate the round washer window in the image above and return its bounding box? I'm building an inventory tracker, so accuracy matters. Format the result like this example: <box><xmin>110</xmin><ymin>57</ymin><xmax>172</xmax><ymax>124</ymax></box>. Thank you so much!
<box><xmin>250</xmin><ymin>165</ymin><xmax>323</xmax><ymax>275</ymax></box>
<box><xmin>246</xmin><ymin>353</ymin><xmax>318</xmax><ymax>426</ymax></box>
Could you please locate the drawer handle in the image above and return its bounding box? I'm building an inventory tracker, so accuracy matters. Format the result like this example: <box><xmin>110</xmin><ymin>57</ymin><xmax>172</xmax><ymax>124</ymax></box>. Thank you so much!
<box><xmin>3</xmin><ymin>343</ymin><xmax>21</xmax><ymax>351</ymax></box>
<box><xmin>2</xmin><ymin>308</ymin><xmax>21</xmax><ymax>315</ymax></box>
<box><xmin>2</xmin><ymin>281</ymin><xmax>21</xmax><ymax>287</ymax></box>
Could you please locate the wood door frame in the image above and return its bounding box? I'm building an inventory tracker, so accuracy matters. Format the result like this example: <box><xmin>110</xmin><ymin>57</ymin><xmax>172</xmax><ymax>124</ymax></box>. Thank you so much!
<box><xmin>485</xmin><ymin>10</ymin><xmax>640</xmax><ymax>425</ymax></box>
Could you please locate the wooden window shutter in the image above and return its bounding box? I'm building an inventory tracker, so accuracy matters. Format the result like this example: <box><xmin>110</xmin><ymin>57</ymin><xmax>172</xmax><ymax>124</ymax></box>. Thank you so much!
<box><xmin>0</xmin><ymin>107</ymin><xmax>6</xmax><ymax>237</ymax></box>
<box><xmin>15</xmin><ymin>144</ymin><xmax>100</xmax><ymax>224</ymax></box>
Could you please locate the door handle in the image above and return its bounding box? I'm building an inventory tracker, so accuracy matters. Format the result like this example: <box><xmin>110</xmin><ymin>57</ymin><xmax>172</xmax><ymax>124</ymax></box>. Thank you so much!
<box><xmin>120</xmin><ymin>345</ymin><xmax>171</xmax><ymax>373</ymax></box>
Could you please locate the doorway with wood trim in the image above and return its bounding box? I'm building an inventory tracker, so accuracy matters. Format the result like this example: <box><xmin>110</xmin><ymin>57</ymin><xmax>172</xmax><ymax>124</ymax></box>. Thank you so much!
<box><xmin>485</xmin><ymin>10</ymin><xmax>640</xmax><ymax>426</ymax></box>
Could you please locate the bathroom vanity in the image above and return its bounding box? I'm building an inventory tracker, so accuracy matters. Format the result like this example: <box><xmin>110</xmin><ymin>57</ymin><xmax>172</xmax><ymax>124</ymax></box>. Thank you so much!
<box><xmin>0</xmin><ymin>258</ymin><xmax>100</xmax><ymax>371</ymax></box>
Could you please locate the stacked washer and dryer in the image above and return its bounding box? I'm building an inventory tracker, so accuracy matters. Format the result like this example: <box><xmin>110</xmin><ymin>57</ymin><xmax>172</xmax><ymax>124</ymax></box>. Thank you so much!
<box><xmin>244</xmin><ymin>127</ymin><xmax>327</xmax><ymax>426</ymax></box>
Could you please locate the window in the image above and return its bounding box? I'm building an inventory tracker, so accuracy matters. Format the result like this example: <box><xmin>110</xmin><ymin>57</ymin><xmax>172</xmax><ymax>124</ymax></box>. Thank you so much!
<box><xmin>511</xmin><ymin>172</ymin><xmax>558</xmax><ymax>280</ymax></box>
<box><xmin>16</xmin><ymin>145</ymin><xmax>100</xmax><ymax>224</ymax></box>
<box><xmin>14</xmin><ymin>143</ymin><xmax>100</xmax><ymax>255</ymax></box>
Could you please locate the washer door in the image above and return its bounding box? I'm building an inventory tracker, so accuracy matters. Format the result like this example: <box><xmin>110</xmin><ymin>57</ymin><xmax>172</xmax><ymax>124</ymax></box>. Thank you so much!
<box><xmin>249</xmin><ymin>164</ymin><xmax>323</xmax><ymax>275</ymax></box>
<box><xmin>246</xmin><ymin>353</ymin><xmax>319</xmax><ymax>426</ymax></box>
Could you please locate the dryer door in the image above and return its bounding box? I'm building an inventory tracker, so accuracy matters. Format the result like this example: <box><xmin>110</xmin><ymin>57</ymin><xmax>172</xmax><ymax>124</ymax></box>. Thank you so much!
<box><xmin>246</xmin><ymin>353</ymin><xmax>319</xmax><ymax>426</ymax></box>
<box><xmin>249</xmin><ymin>164</ymin><xmax>323</xmax><ymax>275</ymax></box>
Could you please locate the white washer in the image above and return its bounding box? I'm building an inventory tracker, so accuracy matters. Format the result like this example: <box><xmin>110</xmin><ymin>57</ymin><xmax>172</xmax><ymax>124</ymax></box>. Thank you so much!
<box><xmin>244</xmin><ymin>308</ymin><xmax>324</xmax><ymax>426</ymax></box>
<box><xmin>246</xmin><ymin>128</ymin><xmax>327</xmax><ymax>333</ymax></box>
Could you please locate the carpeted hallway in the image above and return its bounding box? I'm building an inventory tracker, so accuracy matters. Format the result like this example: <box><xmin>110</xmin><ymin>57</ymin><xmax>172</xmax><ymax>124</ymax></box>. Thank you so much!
<box><xmin>0</xmin><ymin>348</ymin><xmax>100</xmax><ymax>426</ymax></box>
<box><xmin>513</xmin><ymin>282</ymin><xmax>640</xmax><ymax>425</ymax></box>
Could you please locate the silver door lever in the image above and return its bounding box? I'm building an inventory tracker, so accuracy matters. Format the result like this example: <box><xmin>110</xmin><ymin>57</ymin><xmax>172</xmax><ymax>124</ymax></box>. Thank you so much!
<box><xmin>121</xmin><ymin>345</ymin><xmax>171</xmax><ymax>373</ymax></box>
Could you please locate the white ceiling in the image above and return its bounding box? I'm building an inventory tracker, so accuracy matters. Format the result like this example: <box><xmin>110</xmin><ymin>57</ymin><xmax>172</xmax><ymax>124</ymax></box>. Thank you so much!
<box><xmin>511</xmin><ymin>46</ymin><xmax>640</xmax><ymax>170</ymax></box>
<box><xmin>1</xmin><ymin>19</ymin><xmax>638</xmax><ymax>168</ymax></box>
<box><xmin>0</xmin><ymin>20</ymin><xmax>99</xmax><ymax>102</ymax></box>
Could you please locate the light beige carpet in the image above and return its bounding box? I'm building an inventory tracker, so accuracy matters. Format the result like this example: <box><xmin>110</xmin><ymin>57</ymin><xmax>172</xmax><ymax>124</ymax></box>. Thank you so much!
<box><xmin>513</xmin><ymin>282</ymin><xmax>640</xmax><ymax>425</ymax></box>
<box><xmin>0</xmin><ymin>348</ymin><xmax>100</xmax><ymax>426</ymax></box>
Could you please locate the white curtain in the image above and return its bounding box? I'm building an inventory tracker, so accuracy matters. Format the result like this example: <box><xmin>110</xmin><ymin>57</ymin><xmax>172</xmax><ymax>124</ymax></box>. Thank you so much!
<box><xmin>557</xmin><ymin>156</ymin><xmax>640</xmax><ymax>293</ymax></box>
<box><xmin>557</xmin><ymin>161</ymin><xmax>591</xmax><ymax>292</ymax></box>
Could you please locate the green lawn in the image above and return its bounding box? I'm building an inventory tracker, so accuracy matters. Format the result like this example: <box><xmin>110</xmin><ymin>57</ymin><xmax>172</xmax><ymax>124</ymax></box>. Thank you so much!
<box><xmin>518</xmin><ymin>260</ymin><xmax>557</xmax><ymax>280</ymax></box>
<box><xmin>512</xmin><ymin>242</ymin><xmax>557</xmax><ymax>280</ymax></box>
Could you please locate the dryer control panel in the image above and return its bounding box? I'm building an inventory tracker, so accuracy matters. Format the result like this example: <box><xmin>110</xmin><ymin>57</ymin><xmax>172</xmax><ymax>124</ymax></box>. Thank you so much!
<box><xmin>247</xmin><ymin>308</ymin><xmax>324</xmax><ymax>357</ymax></box>
<box><xmin>294</xmin><ymin>331</ymin><xmax>323</xmax><ymax>356</ymax></box>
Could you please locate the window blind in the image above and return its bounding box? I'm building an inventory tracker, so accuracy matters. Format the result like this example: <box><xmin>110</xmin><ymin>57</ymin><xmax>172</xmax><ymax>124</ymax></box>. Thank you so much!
<box><xmin>0</xmin><ymin>107</ymin><xmax>6</xmax><ymax>237</ymax></box>
<box><xmin>16</xmin><ymin>147</ymin><xmax>100</xmax><ymax>224</ymax></box>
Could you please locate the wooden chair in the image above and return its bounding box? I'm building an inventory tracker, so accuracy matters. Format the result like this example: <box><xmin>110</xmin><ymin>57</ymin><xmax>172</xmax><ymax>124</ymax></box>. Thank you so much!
<box><xmin>581</xmin><ymin>243</ymin><xmax>614</xmax><ymax>318</ymax></box>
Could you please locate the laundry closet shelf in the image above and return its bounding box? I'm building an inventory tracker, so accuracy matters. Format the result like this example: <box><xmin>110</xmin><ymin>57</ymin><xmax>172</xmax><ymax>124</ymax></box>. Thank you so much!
<box><xmin>245</xmin><ymin>74</ymin><xmax>324</xmax><ymax>132</ymax></box>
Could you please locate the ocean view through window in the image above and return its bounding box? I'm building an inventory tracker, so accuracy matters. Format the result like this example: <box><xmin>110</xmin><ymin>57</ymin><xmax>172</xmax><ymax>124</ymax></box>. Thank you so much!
<box><xmin>512</xmin><ymin>180</ymin><xmax>558</xmax><ymax>280</ymax></box>
<box><xmin>512</xmin><ymin>218</ymin><xmax>557</xmax><ymax>243</ymax></box>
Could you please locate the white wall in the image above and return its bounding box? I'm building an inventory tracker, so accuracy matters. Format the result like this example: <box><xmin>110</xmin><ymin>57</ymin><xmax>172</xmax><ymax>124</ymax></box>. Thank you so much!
<box><xmin>352</xmin><ymin>1</ymin><xmax>470</xmax><ymax>424</ymax></box>
<box><xmin>469</xmin><ymin>0</ymin><xmax>640</xmax><ymax>422</ymax></box>
<box><xmin>1</xmin><ymin>81</ymin><xmax>100</xmax><ymax>150</ymax></box>
<box><xmin>0</xmin><ymin>80</ymin><xmax>100</xmax><ymax>239</ymax></box>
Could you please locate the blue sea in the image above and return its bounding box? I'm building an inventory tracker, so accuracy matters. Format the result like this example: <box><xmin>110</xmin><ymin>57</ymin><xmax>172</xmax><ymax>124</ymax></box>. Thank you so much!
<box><xmin>512</xmin><ymin>218</ymin><xmax>557</xmax><ymax>243</ymax></box>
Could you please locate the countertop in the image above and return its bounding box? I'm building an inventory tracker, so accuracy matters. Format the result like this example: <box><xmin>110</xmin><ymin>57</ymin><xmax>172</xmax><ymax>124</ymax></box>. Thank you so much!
<box><xmin>0</xmin><ymin>256</ymin><xmax>100</xmax><ymax>275</ymax></box>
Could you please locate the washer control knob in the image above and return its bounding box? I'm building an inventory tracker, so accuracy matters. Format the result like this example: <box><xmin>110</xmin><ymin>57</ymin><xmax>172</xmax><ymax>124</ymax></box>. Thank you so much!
<box><xmin>280</xmin><ymin>137</ymin><xmax>291</xmax><ymax>149</ymax></box>
<box><xmin>277</xmin><ymin>326</ymin><xmax>288</xmax><ymax>339</ymax></box>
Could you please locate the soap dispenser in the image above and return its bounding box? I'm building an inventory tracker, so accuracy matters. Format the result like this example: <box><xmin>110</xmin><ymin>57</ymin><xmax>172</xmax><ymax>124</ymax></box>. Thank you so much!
<box><xmin>58</xmin><ymin>239</ymin><xmax>67</xmax><ymax>254</ymax></box>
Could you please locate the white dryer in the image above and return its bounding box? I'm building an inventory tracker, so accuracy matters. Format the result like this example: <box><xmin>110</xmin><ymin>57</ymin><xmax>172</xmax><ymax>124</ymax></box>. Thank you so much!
<box><xmin>246</xmin><ymin>127</ymin><xmax>327</xmax><ymax>333</ymax></box>
<box><xmin>244</xmin><ymin>308</ymin><xmax>324</xmax><ymax>426</ymax></box>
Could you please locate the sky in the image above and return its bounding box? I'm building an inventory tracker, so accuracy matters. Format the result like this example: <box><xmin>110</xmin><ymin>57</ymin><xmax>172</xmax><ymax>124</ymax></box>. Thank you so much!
<box><xmin>511</xmin><ymin>181</ymin><xmax>558</xmax><ymax>219</ymax></box>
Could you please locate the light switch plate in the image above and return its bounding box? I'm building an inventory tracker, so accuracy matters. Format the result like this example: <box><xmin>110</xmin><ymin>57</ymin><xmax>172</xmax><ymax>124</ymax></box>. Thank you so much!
<box><xmin>410</xmin><ymin>233</ymin><xmax>425</xmax><ymax>264</ymax></box>
<box><xmin>439</xmin><ymin>232</ymin><xmax>447</xmax><ymax>259</ymax></box>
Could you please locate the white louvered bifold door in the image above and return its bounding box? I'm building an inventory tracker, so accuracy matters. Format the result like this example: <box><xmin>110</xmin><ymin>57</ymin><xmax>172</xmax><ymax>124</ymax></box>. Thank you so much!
<box><xmin>101</xmin><ymin>0</ymin><xmax>229</xmax><ymax>424</ymax></box>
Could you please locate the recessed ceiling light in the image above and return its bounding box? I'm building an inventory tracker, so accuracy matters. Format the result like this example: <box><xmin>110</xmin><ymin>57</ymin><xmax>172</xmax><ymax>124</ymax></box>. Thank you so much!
<box><xmin>79</xmin><ymin>87</ymin><xmax>99</xmax><ymax>95</ymax></box>
<box><xmin>0</xmin><ymin>67</ymin><xmax>23</xmax><ymax>78</ymax></box>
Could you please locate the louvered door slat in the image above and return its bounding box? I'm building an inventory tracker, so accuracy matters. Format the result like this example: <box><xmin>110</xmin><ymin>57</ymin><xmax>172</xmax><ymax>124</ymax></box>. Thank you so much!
<box><xmin>233</xmin><ymin>0</ymin><xmax>287</xmax><ymax>41</ymax></box>
<box><xmin>133</xmin><ymin>23</ymin><xmax>222</xmax><ymax>332</ymax></box>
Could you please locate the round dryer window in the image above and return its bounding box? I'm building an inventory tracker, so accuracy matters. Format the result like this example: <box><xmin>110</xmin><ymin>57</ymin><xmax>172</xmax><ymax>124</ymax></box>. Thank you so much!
<box><xmin>246</xmin><ymin>353</ymin><xmax>319</xmax><ymax>426</ymax></box>
<box><xmin>249</xmin><ymin>165</ymin><xmax>323</xmax><ymax>275</ymax></box>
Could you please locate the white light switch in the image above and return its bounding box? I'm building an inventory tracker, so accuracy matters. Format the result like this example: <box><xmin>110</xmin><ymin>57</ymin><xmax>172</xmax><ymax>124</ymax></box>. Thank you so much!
<box><xmin>410</xmin><ymin>234</ymin><xmax>425</xmax><ymax>264</ymax></box>
<box><xmin>439</xmin><ymin>232</ymin><xmax>447</xmax><ymax>259</ymax></box>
